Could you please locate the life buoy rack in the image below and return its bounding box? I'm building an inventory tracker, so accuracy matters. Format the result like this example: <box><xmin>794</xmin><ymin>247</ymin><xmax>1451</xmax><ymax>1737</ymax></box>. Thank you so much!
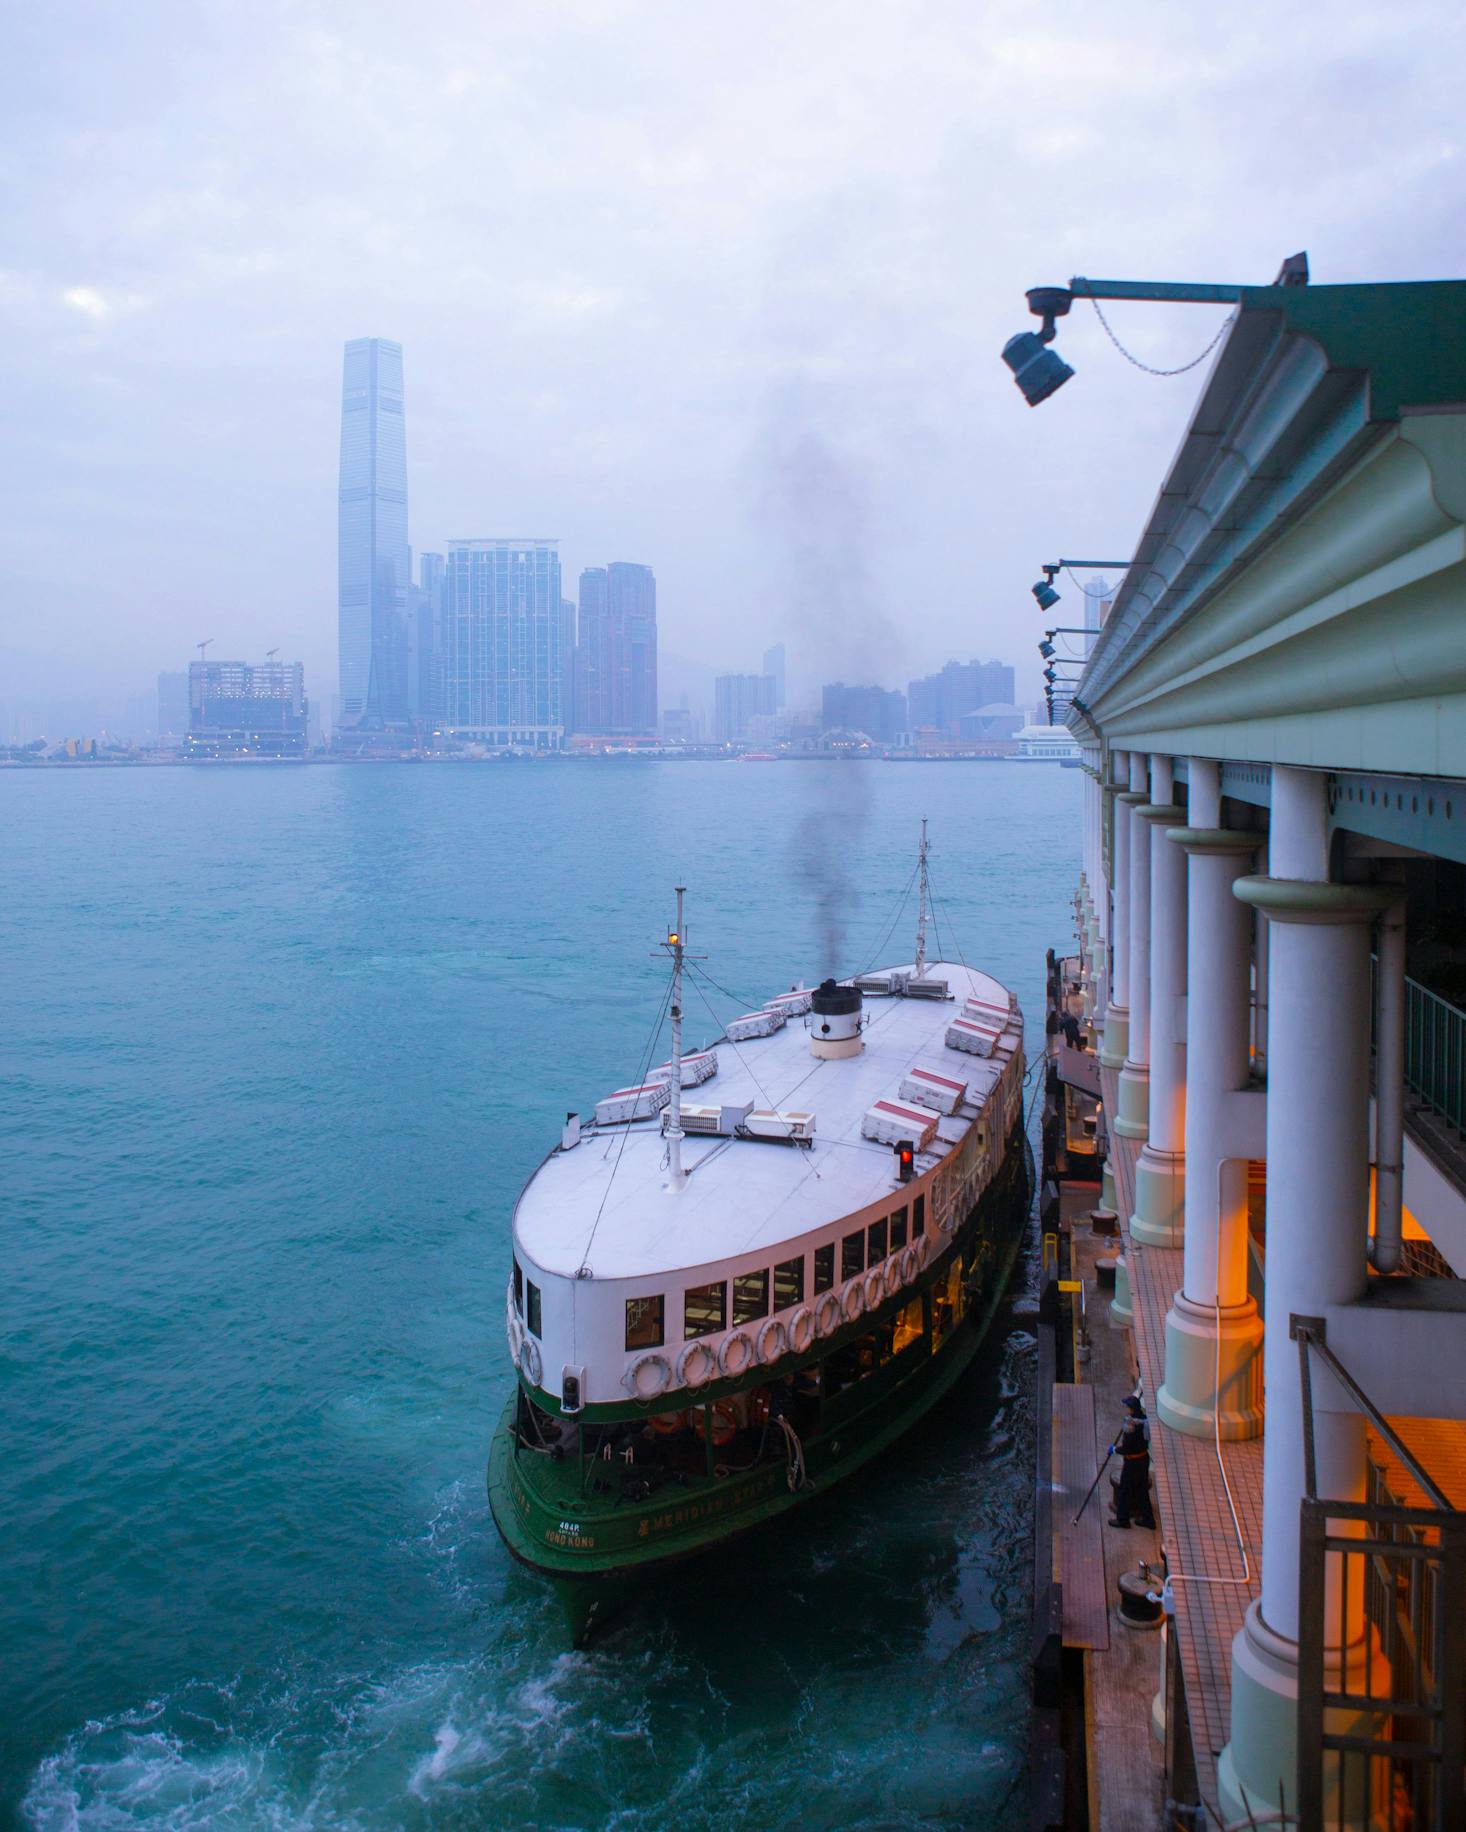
<box><xmin>691</xmin><ymin>1399</ymin><xmax>739</xmax><ymax>1446</ymax></box>
<box><xmin>518</xmin><ymin>1335</ymin><xmax>543</xmax><ymax>1388</ymax></box>
<box><xmin>862</xmin><ymin>1267</ymin><xmax>886</xmax><ymax>1312</ymax></box>
<box><xmin>756</xmin><ymin>1317</ymin><xmax>788</xmax><ymax>1366</ymax></box>
<box><xmin>719</xmin><ymin>1330</ymin><xmax>755</xmax><ymax>1379</ymax></box>
<box><xmin>788</xmin><ymin>1305</ymin><xmax>816</xmax><ymax>1354</ymax></box>
<box><xmin>814</xmin><ymin>1290</ymin><xmax>843</xmax><ymax>1339</ymax></box>
<box><xmin>624</xmin><ymin>1352</ymin><xmax>671</xmax><ymax>1400</ymax></box>
<box><xmin>842</xmin><ymin>1280</ymin><xmax>865</xmax><ymax>1324</ymax></box>
<box><xmin>677</xmin><ymin>1340</ymin><xmax>716</xmax><ymax>1389</ymax></box>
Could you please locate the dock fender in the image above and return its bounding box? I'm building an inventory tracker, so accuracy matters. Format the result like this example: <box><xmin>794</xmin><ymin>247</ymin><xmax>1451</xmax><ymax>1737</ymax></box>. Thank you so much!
<box><xmin>518</xmin><ymin>1335</ymin><xmax>543</xmax><ymax>1388</ymax></box>
<box><xmin>624</xmin><ymin>1353</ymin><xmax>671</xmax><ymax>1400</ymax></box>
<box><xmin>756</xmin><ymin>1318</ymin><xmax>788</xmax><ymax>1366</ymax></box>
<box><xmin>719</xmin><ymin>1330</ymin><xmax>755</xmax><ymax>1378</ymax></box>
<box><xmin>814</xmin><ymin>1291</ymin><xmax>843</xmax><ymax>1339</ymax></box>
<box><xmin>677</xmin><ymin>1340</ymin><xmax>717</xmax><ymax>1389</ymax></box>
<box><xmin>842</xmin><ymin>1280</ymin><xmax>866</xmax><ymax>1324</ymax></box>
<box><xmin>863</xmin><ymin>1267</ymin><xmax>886</xmax><ymax>1311</ymax></box>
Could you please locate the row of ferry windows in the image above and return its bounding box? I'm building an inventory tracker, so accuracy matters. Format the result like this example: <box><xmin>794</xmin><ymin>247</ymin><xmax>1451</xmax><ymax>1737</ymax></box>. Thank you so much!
<box><xmin>624</xmin><ymin>1195</ymin><xmax>925</xmax><ymax>1351</ymax></box>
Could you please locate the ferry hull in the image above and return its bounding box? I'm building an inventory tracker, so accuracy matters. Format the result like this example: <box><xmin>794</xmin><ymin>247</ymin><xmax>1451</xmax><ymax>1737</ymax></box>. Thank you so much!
<box><xmin>487</xmin><ymin>1126</ymin><xmax>1031</xmax><ymax>1642</ymax></box>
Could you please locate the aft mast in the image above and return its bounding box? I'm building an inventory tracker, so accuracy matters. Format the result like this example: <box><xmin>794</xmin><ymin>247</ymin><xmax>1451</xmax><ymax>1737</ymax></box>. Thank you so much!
<box><xmin>914</xmin><ymin>818</ymin><xmax>930</xmax><ymax>981</ymax></box>
<box><xmin>665</xmin><ymin>887</ymin><xmax>687</xmax><ymax>1192</ymax></box>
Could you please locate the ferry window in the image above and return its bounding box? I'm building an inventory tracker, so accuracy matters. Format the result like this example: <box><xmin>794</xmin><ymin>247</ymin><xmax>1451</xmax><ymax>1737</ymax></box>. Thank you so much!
<box><xmin>841</xmin><ymin>1231</ymin><xmax>865</xmax><ymax>1281</ymax></box>
<box><xmin>512</xmin><ymin>1261</ymin><xmax>523</xmax><ymax>1311</ymax></box>
<box><xmin>867</xmin><ymin>1217</ymin><xmax>888</xmax><ymax>1264</ymax></box>
<box><xmin>890</xmin><ymin>1207</ymin><xmax>908</xmax><ymax>1252</ymax></box>
<box><xmin>684</xmin><ymin>1281</ymin><xmax>726</xmax><ymax>1339</ymax></box>
<box><xmin>893</xmin><ymin>1294</ymin><xmax>923</xmax><ymax>1353</ymax></box>
<box><xmin>774</xmin><ymin>1256</ymin><xmax>805</xmax><ymax>1310</ymax></box>
<box><xmin>526</xmin><ymin>1280</ymin><xmax>542</xmax><ymax>1338</ymax></box>
<box><xmin>732</xmin><ymin>1269</ymin><xmax>769</xmax><ymax>1325</ymax></box>
<box><xmin>625</xmin><ymin>1294</ymin><xmax>664</xmax><ymax>1350</ymax></box>
<box><xmin>813</xmin><ymin>1244</ymin><xmax>835</xmax><ymax>1294</ymax></box>
<box><xmin>912</xmin><ymin>1194</ymin><xmax>925</xmax><ymax>1237</ymax></box>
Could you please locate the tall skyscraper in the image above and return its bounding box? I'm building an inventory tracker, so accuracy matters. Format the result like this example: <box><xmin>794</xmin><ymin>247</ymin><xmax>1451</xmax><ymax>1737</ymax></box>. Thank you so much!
<box><xmin>714</xmin><ymin>673</ymin><xmax>777</xmax><ymax>742</ymax></box>
<box><xmin>337</xmin><ymin>338</ymin><xmax>409</xmax><ymax>729</ymax></box>
<box><xmin>763</xmin><ymin>643</ymin><xmax>787</xmax><ymax>710</ymax></box>
<box><xmin>820</xmin><ymin>682</ymin><xmax>906</xmax><ymax>741</ymax></box>
<box><xmin>408</xmin><ymin>551</ymin><xmax>445</xmax><ymax>724</ymax></box>
<box><xmin>571</xmin><ymin>562</ymin><xmax>658</xmax><ymax>736</ymax></box>
<box><xmin>906</xmin><ymin>659</ymin><xmax>1015</xmax><ymax>733</ymax></box>
<box><xmin>441</xmin><ymin>540</ymin><xmax>563</xmax><ymax>747</ymax></box>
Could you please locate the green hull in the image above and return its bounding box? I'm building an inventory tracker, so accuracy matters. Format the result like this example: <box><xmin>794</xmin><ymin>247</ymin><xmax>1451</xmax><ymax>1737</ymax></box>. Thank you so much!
<box><xmin>488</xmin><ymin>1127</ymin><xmax>1031</xmax><ymax>1642</ymax></box>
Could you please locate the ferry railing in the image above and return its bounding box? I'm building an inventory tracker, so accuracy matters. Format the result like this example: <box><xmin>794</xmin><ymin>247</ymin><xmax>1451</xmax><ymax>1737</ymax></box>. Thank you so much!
<box><xmin>1292</xmin><ymin>1318</ymin><xmax>1464</xmax><ymax>1831</ymax></box>
<box><xmin>1371</xmin><ymin>957</ymin><xmax>1466</xmax><ymax>1136</ymax></box>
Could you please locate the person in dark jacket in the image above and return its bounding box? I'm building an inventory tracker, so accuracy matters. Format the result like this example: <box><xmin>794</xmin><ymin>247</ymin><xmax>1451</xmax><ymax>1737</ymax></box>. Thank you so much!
<box><xmin>1110</xmin><ymin>1395</ymin><xmax>1156</xmax><ymax>1529</ymax></box>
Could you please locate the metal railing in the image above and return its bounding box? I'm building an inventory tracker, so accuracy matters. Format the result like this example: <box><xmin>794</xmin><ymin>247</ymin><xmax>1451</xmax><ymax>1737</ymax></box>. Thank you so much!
<box><xmin>1371</xmin><ymin>958</ymin><xmax>1466</xmax><ymax>1136</ymax></box>
<box><xmin>1404</xmin><ymin>973</ymin><xmax>1466</xmax><ymax>1134</ymax></box>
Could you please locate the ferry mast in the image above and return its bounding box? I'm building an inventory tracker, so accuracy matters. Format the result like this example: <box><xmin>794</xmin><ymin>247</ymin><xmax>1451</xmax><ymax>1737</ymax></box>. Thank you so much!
<box><xmin>665</xmin><ymin>886</ymin><xmax>687</xmax><ymax>1192</ymax></box>
<box><xmin>914</xmin><ymin>818</ymin><xmax>930</xmax><ymax>981</ymax></box>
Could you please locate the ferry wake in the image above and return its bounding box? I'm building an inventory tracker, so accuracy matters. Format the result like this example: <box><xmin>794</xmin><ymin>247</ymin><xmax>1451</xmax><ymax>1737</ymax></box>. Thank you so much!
<box><xmin>487</xmin><ymin>827</ymin><xmax>1033</xmax><ymax>1641</ymax></box>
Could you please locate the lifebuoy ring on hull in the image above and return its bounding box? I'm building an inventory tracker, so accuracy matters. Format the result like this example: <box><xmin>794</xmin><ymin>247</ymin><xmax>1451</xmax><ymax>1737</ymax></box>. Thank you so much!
<box><xmin>756</xmin><ymin>1318</ymin><xmax>788</xmax><ymax>1366</ymax></box>
<box><xmin>719</xmin><ymin>1330</ymin><xmax>755</xmax><ymax>1379</ymax></box>
<box><xmin>519</xmin><ymin>1336</ymin><xmax>543</xmax><ymax>1388</ymax></box>
<box><xmin>814</xmin><ymin>1292</ymin><xmax>842</xmax><ymax>1339</ymax></box>
<box><xmin>677</xmin><ymin>1340</ymin><xmax>716</xmax><ymax>1389</ymax></box>
<box><xmin>842</xmin><ymin>1281</ymin><xmax>865</xmax><ymax>1324</ymax></box>
<box><xmin>691</xmin><ymin>1400</ymin><xmax>739</xmax><ymax>1447</ymax></box>
<box><xmin>788</xmin><ymin>1306</ymin><xmax>816</xmax><ymax>1354</ymax></box>
<box><xmin>624</xmin><ymin>1352</ymin><xmax>671</xmax><ymax>1400</ymax></box>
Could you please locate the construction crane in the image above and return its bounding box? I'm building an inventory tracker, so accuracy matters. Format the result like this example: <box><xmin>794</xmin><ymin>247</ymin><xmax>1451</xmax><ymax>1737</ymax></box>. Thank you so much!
<box><xmin>266</xmin><ymin>648</ymin><xmax>279</xmax><ymax>661</ymax></box>
<box><xmin>196</xmin><ymin>638</ymin><xmax>213</xmax><ymax>663</ymax></box>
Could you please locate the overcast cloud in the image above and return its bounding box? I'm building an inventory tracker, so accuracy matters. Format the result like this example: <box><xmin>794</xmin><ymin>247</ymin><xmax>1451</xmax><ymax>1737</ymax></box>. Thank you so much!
<box><xmin>2</xmin><ymin>0</ymin><xmax>1463</xmax><ymax>721</ymax></box>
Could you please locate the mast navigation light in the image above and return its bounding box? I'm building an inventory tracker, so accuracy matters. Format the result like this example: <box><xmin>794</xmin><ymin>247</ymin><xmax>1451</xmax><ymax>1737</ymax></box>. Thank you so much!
<box><xmin>896</xmin><ymin>1141</ymin><xmax>916</xmax><ymax>1183</ymax></box>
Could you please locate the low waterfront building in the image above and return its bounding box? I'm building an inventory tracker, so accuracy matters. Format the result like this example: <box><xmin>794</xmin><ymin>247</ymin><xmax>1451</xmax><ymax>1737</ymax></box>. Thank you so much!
<box><xmin>184</xmin><ymin>658</ymin><xmax>308</xmax><ymax>758</ymax></box>
<box><xmin>1047</xmin><ymin>274</ymin><xmax>1466</xmax><ymax>1829</ymax></box>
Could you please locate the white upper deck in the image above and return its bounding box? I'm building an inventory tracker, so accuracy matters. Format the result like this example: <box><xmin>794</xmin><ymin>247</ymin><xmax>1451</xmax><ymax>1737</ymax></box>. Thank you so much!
<box><xmin>514</xmin><ymin>960</ymin><xmax>1016</xmax><ymax>1282</ymax></box>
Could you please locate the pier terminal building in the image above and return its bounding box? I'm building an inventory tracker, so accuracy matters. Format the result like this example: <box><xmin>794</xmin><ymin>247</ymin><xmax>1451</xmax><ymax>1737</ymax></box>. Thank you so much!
<box><xmin>1033</xmin><ymin>274</ymin><xmax>1466</xmax><ymax>1828</ymax></box>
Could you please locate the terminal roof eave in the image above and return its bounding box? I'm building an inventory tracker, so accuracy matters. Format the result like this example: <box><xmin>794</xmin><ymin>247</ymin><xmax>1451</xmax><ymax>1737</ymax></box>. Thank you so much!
<box><xmin>1066</xmin><ymin>280</ymin><xmax>1466</xmax><ymax>772</ymax></box>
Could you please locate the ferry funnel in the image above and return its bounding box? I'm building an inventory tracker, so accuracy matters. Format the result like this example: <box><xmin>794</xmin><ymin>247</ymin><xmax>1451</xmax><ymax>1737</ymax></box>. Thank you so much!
<box><xmin>809</xmin><ymin>979</ymin><xmax>864</xmax><ymax>1060</ymax></box>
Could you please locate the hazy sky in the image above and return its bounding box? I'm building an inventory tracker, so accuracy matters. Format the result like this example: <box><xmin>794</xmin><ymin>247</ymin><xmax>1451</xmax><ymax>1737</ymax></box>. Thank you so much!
<box><xmin>3</xmin><ymin>0</ymin><xmax>1463</xmax><ymax>718</ymax></box>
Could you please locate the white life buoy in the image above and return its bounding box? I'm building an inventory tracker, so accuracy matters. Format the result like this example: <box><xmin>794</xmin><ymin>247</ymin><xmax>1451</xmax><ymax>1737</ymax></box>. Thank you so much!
<box><xmin>900</xmin><ymin>1245</ymin><xmax>920</xmax><ymax>1285</ymax></box>
<box><xmin>883</xmin><ymin>1257</ymin><xmax>905</xmax><ymax>1301</ymax></box>
<box><xmin>677</xmin><ymin>1340</ymin><xmax>716</xmax><ymax>1389</ymax></box>
<box><xmin>506</xmin><ymin>1314</ymin><xmax>524</xmax><ymax>1361</ymax></box>
<box><xmin>916</xmin><ymin>1234</ymin><xmax>932</xmax><ymax>1270</ymax></box>
<box><xmin>719</xmin><ymin>1330</ymin><xmax>755</xmax><ymax>1378</ymax></box>
<box><xmin>756</xmin><ymin>1317</ymin><xmax>788</xmax><ymax>1366</ymax></box>
<box><xmin>863</xmin><ymin>1267</ymin><xmax>886</xmax><ymax>1311</ymax></box>
<box><xmin>788</xmin><ymin>1306</ymin><xmax>816</xmax><ymax>1354</ymax></box>
<box><xmin>519</xmin><ymin>1335</ymin><xmax>543</xmax><ymax>1388</ymax></box>
<box><xmin>842</xmin><ymin>1280</ymin><xmax>865</xmax><ymax>1324</ymax></box>
<box><xmin>814</xmin><ymin>1291</ymin><xmax>843</xmax><ymax>1339</ymax></box>
<box><xmin>624</xmin><ymin>1352</ymin><xmax>671</xmax><ymax>1400</ymax></box>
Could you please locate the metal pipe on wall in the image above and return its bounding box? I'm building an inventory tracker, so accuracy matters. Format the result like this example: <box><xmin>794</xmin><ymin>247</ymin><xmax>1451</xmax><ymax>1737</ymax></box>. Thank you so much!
<box><xmin>1370</xmin><ymin>897</ymin><xmax>1406</xmax><ymax>1274</ymax></box>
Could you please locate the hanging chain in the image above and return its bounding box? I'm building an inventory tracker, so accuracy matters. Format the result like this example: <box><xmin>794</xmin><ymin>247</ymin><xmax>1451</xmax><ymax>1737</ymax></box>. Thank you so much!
<box><xmin>1089</xmin><ymin>296</ymin><xmax>1236</xmax><ymax>376</ymax></box>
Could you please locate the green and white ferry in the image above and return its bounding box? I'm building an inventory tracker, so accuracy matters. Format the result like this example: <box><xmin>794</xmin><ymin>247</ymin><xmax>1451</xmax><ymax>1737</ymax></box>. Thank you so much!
<box><xmin>487</xmin><ymin>834</ymin><xmax>1031</xmax><ymax>1641</ymax></box>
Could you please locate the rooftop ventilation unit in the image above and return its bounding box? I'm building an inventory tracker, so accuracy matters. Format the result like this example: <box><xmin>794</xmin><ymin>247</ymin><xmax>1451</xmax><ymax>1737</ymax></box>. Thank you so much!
<box><xmin>854</xmin><ymin>970</ymin><xmax>908</xmax><ymax>996</ymax></box>
<box><xmin>667</xmin><ymin>1100</ymin><xmax>753</xmax><ymax>1136</ymax></box>
<box><xmin>742</xmin><ymin>1108</ymin><xmax>817</xmax><ymax>1144</ymax></box>
<box><xmin>904</xmin><ymin>976</ymin><xmax>950</xmax><ymax>999</ymax></box>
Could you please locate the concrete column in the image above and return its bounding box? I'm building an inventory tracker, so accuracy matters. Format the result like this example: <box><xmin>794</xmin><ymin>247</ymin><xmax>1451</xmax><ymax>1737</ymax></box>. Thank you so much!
<box><xmin>1157</xmin><ymin>758</ymin><xmax>1263</xmax><ymax>1439</ymax></box>
<box><xmin>1100</xmin><ymin>751</ymin><xmax>1131</xmax><ymax>1070</ymax></box>
<box><xmin>1218</xmin><ymin>766</ymin><xmax>1393</xmax><ymax>1832</ymax></box>
<box><xmin>1114</xmin><ymin>750</ymin><xmax>1152</xmax><ymax>1138</ymax></box>
<box><xmin>1130</xmin><ymin>755</ymin><xmax>1187</xmax><ymax>1246</ymax></box>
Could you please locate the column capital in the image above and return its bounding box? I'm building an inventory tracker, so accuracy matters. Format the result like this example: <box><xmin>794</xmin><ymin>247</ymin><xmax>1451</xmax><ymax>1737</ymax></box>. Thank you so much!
<box><xmin>1233</xmin><ymin>875</ymin><xmax>1396</xmax><ymax>925</ymax></box>
<box><xmin>1115</xmin><ymin>789</ymin><xmax>1149</xmax><ymax>806</ymax></box>
<box><xmin>1134</xmin><ymin>804</ymin><xmax>1186</xmax><ymax>826</ymax></box>
<box><xmin>1166</xmin><ymin>826</ymin><xmax>1259</xmax><ymax>856</ymax></box>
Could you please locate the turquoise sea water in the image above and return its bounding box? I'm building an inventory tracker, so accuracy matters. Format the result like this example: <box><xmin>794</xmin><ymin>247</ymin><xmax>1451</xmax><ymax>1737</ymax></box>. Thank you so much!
<box><xmin>2</xmin><ymin>760</ymin><xmax>1079</xmax><ymax>1830</ymax></box>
